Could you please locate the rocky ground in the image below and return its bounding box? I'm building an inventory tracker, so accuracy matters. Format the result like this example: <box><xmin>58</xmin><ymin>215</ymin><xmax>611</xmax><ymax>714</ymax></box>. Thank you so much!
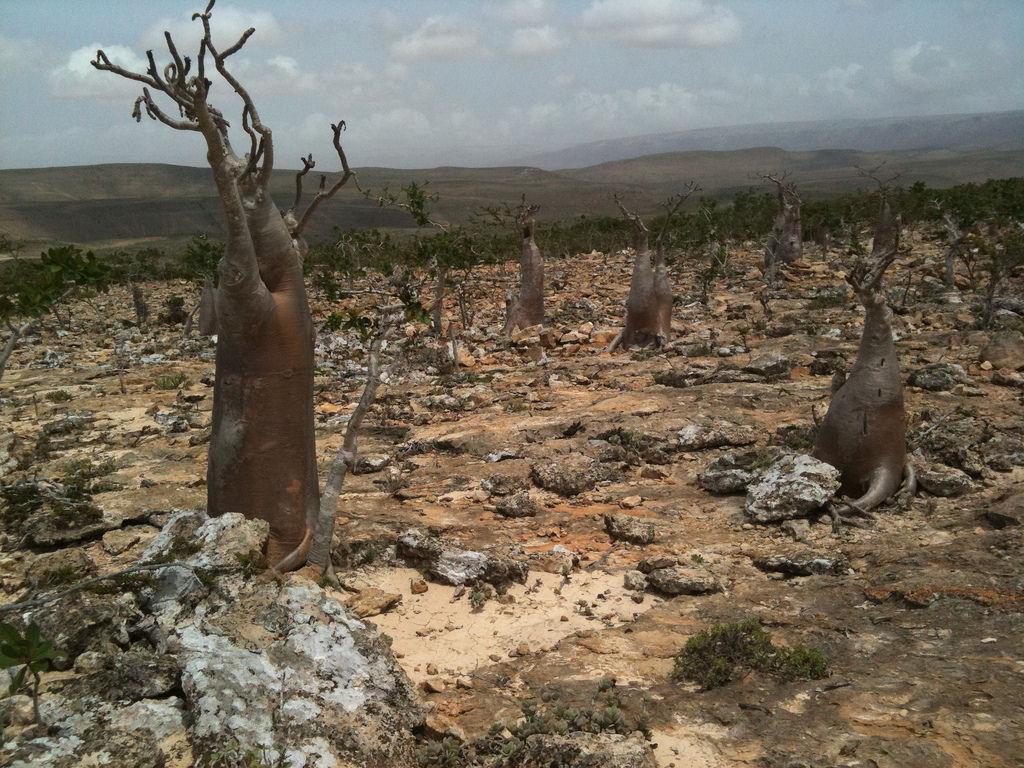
<box><xmin>1</xmin><ymin>227</ymin><xmax>1022</xmax><ymax>767</ymax></box>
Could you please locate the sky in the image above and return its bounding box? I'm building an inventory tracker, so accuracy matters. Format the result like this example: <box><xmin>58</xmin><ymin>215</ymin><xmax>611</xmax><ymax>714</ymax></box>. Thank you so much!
<box><xmin>1</xmin><ymin>0</ymin><xmax>1021</xmax><ymax>169</ymax></box>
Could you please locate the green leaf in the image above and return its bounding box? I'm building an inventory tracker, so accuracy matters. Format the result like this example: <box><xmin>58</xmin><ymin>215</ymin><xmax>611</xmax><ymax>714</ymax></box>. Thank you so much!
<box><xmin>0</xmin><ymin>653</ymin><xmax>21</xmax><ymax>668</ymax></box>
<box><xmin>0</xmin><ymin>622</ymin><xmax>21</xmax><ymax>645</ymax></box>
<box><xmin>9</xmin><ymin>665</ymin><xmax>26</xmax><ymax>695</ymax></box>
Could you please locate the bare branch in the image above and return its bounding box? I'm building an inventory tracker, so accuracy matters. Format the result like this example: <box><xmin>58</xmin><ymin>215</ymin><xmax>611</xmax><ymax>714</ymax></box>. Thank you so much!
<box><xmin>654</xmin><ymin>181</ymin><xmax>700</xmax><ymax>248</ymax></box>
<box><xmin>292</xmin><ymin>153</ymin><xmax>316</xmax><ymax>210</ymax></box>
<box><xmin>613</xmin><ymin>192</ymin><xmax>648</xmax><ymax>234</ymax></box>
<box><xmin>293</xmin><ymin>121</ymin><xmax>355</xmax><ymax>237</ymax></box>
<box><xmin>140</xmin><ymin>87</ymin><xmax>200</xmax><ymax>131</ymax></box>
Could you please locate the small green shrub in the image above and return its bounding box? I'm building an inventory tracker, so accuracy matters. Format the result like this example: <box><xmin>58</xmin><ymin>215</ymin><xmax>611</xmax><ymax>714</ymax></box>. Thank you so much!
<box><xmin>0</xmin><ymin>622</ymin><xmax>57</xmax><ymax>723</ymax></box>
<box><xmin>44</xmin><ymin>390</ymin><xmax>73</xmax><ymax>403</ymax></box>
<box><xmin>416</xmin><ymin>736</ymin><xmax>467</xmax><ymax>767</ymax></box>
<box><xmin>469</xmin><ymin>583</ymin><xmax>494</xmax><ymax>613</ymax></box>
<box><xmin>673</xmin><ymin>619</ymin><xmax>828</xmax><ymax>690</ymax></box>
<box><xmin>153</xmin><ymin>373</ymin><xmax>190</xmax><ymax>390</ymax></box>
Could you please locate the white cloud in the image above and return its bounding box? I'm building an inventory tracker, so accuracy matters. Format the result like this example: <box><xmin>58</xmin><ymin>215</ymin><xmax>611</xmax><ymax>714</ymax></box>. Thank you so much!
<box><xmin>51</xmin><ymin>44</ymin><xmax>148</xmax><ymax>100</ymax></box>
<box><xmin>579</xmin><ymin>0</ymin><xmax>740</xmax><ymax>48</ymax></box>
<box><xmin>891</xmin><ymin>42</ymin><xmax>960</xmax><ymax>93</ymax></box>
<box><xmin>508</xmin><ymin>26</ymin><xmax>564</xmax><ymax>56</ymax></box>
<box><xmin>490</xmin><ymin>0</ymin><xmax>553</xmax><ymax>25</ymax></box>
<box><xmin>390</xmin><ymin>16</ymin><xmax>487</xmax><ymax>62</ymax></box>
<box><xmin>0</xmin><ymin>35</ymin><xmax>48</xmax><ymax>76</ymax></box>
<box><xmin>142</xmin><ymin>5</ymin><xmax>284</xmax><ymax>52</ymax></box>
<box><xmin>821</xmin><ymin>62</ymin><xmax>864</xmax><ymax>98</ymax></box>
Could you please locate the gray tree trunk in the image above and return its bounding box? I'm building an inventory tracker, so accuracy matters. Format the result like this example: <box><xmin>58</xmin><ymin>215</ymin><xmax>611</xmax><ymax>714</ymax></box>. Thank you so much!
<box><xmin>504</xmin><ymin>219</ymin><xmax>544</xmax><ymax>333</ymax></box>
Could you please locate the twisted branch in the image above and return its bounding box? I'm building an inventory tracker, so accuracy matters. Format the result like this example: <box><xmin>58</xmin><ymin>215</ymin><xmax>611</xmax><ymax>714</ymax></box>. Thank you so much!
<box><xmin>293</xmin><ymin>121</ymin><xmax>355</xmax><ymax>237</ymax></box>
<box><xmin>292</xmin><ymin>153</ymin><xmax>316</xmax><ymax>210</ymax></box>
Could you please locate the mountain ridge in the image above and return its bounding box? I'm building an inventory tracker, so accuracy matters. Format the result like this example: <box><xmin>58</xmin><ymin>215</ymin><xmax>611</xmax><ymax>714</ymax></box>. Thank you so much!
<box><xmin>519</xmin><ymin>110</ymin><xmax>1024</xmax><ymax>170</ymax></box>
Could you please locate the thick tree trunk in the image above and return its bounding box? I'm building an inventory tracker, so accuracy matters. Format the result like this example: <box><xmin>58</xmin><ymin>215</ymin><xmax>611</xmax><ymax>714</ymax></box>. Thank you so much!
<box><xmin>198</xmin><ymin>278</ymin><xmax>218</xmax><ymax>335</ymax></box>
<box><xmin>813</xmin><ymin>217</ymin><xmax>906</xmax><ymax>514</ymax></box>
<box><xmin>207</xmin><ymin>193</ymin><xmax>318</xmax><ymax>567</ymax></box>
<box><xmin>763</xmin><ymin>189</ymin><xmax>801</xmax><ymax>283</ymax></box>
<box><xmin>130</xmin><ymin>281</ymin><xmax>149</xmax><ymax>325</ymax></box>
<box><xmin>504</xmin><ymin>220</ymin><xmax>544</xmax><ymax>333</ymax></box>
<box><xmin>610</xmin><ymin>234</ymin><xmax>672</xmax><ymax>350</ymax></box>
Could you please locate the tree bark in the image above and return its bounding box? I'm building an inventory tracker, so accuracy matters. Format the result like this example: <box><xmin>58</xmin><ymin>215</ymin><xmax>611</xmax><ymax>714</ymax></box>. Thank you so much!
<box><xmin>197</xmin><ymin>278</ymin><xmax>218</xmax><ymax>335</ymax></box>
<box><xmin>813</xmin><ymin>214</ymin><xmax>906</xmax><ymax>514</ymax></box>
<box><xmin>206</xmin><ymin>192</ymin><xmax>318</xmax><ymax>567</ymax></box>
<box><xmin>504</xmin><ymin>219</ymin><xmax>544</xmax><ymax>333</ymax></box>
<box><xmin>609</xmin><ymin>232</ymin><xmax>672</xmax><ymax>351</ymax></box>
<box><xmin>130</xmin><ymin>281</ymin><xmax>149</xmax><ymax>325</ymax></box>
<box><xmin>763</xmin><ymin>181</ymin><xmax>802</xmax><ymax>283</ymax></box>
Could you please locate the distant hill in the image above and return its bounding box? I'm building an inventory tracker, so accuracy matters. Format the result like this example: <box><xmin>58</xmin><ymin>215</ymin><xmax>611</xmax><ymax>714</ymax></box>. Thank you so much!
<box><xmin>520</xmin><ymin>111</ymin><xmax>1024</xmax><ymax>170</ymax></box>
<box><xmin>3</xmin><ymin>145</ymin><xmax>1023</xmax><ymax>252</ymax></box>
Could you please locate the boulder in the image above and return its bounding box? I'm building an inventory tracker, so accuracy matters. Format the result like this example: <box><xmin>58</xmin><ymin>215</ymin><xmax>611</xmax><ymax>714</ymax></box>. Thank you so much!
<box><xmin>677</xmin><ymin>422</ymin><xmax>757</xmax><ymax>451</ymax></box>
<box><xmin>745</xmin><ymin>453</ymin><xmax>840</xmax><ymax>523</ymax></box>
<box><xmin>743</xmin><ymin>351</ymin><xmax>791</xmax><ymax>379</ymax></box>
<box><xmin>603</xmin><ymin>514</ymin><xmax>657</xmax><ymax>545</ymax></box>
<box><xmin>917</xmin><ymin>463</ymin><xmax>973</xmax><ymax>498</ymax></box>
<box><xmin>344</xmin><ymin>587</ymin><xmax>403</xmax><ymax>618</ymax></box>
<box><xmin>908</xmin><ymin>362</ymin><xmax>970</xmax><ymax>392</ymax></box>
<box><xmin>397</xmin><ymin>528</ymin><xmax>528</xmax><ymax>588</ymax></box>
<box><xmin>980</xmin><ymin>332</ymin><xmax>1024</xmax><ymax>371</ymax></box>
<box><xmin>698</xmin><ymin>447</ymin><xmax>781</xmax><ymax>494</ymax></box>
<box><xmin>495</xmin><ymin>490</ymin><xmax>539</xmax><ymax>518</ymax></box>
<box><xmin>645</xmin><ymin>566</ymin><xmax>721</xmax><ymax>596</ymax></box>
<box><xmin>754</xmin><ymin>550</ymin><xmax>848</xmax><ymax>577</ymax></box>
<box><xmin>623</xmin><ymin>570</ymin><xmax>647</xmax><ymax>591</ymax></box>
<box><xmin>531</xmin><ymin>457</ymin><xmax>616</xmax><ymax>496</ymax></box>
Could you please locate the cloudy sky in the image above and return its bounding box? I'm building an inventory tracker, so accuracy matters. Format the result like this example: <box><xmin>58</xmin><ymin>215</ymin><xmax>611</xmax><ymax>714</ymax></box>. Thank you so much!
<box><xmin>1</xmin><ymin>0</ymin><xmax>1021</xmax><ymax>169</ymax></box>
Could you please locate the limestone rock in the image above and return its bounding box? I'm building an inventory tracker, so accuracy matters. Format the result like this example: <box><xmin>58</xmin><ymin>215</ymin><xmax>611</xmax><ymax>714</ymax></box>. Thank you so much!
<box><xmin>980</xmin><ymin>331</ymin><xmax>1024</xmax><ymax>370</ymax></box>
<box><xmin>698</xmin><ymin>447</ymin><xmax>781</xmax><ymax>494</ymax></box>
<box><xmin>908</xmin><ymin>362</ymin><xmax>970</xmax><ymax>392</ymax></box>
<box><xmin>745</xmin><ymin>453</ymin><xmax>840</xmax><ymax>523</ymax></box>
<box><xmin>623</xmin><ymin>570</ymin><xmax>647</xmax><ymax>591</ymax></box>
<box><xmin>646</xmin><ymin>566</ymin><xmax>721</xmax><ymax>596</ymax></box>
<box><xmin>754</xmin><ymin>550</ymin><xmax>848</xmax><ymax>577</ymax></box>
<box><xmin>495</xmin><ymin>490</ymin><xmax>539</xmax><ymax>518</ymax></box>
<box><xmin>172</xmin><ymin>580</ymin><xmax>420</xmax><ymax>766</ymax></box>
<box><xmin>397</xmin><ymin>528</ymin><xmax>528</xmax><ymax>588</ymax></box>
<box><xmin>531</xmin><ymin>457</ymin><xmax>616</xmax><ymax>496</ymax></box>
<box><xmin>4</xmin><ymin>697</ymin><xmax>187</xmax><ymax>768</ymax></box>
<box><xmin>27</xmin><ymin>591</ymin><xmax>143</xmax><ymax>670</ymax></box>
<box><xmin>917</xmin><ymin>463</ymin><xmax>973</xmax><ymax>498</ymax></box>
<box><xmin>25</xmin><ymin>547</ymin><xmax>95</xmax><ymax>589</ymax></box>
<box><xmin>637</xmin><ymin>555</ymin><xmax>676</xmax><ymax>573</ymax></box>
<box><xmin>743</xmin><ymin>351</ymin><xmax>791</xmax><ymax>379</ymax></box>
<box><xmin>63</xmin><ymin>646</ymin><xmax>180</xmax><ymax>703</ymax></box>
<box><xmin>677</xmin><ymin>422</ymin><xmax>757</xmax><ymax>451</ymax></box>
<box><xmin>344</xmin><ymin>587</ymin><xmax>402</xmax><ymax>618</ymax></box>
<box><xmin>603</xmin><ymin>514</ymin><xmax>657</xmax><ymax>545</ymax></box>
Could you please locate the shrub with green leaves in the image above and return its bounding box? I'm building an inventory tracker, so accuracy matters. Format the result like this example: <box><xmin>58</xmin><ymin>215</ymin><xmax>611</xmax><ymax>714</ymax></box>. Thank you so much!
<box><xmin>673</xmin><ymin>619</ymin><xmax>828</xmax><ymax>690</ymax></box>
<box><xmin>0</xmin><ymin>621</ymin><xmax>58</xmax><ymax>723</ymax></box>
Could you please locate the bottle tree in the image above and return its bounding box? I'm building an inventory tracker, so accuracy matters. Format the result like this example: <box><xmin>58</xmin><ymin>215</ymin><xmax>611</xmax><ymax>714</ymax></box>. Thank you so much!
<box><xmin>92</xmin><ymin>1</ymin><xmax>356</xmax><ymax>568</ymax></box>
